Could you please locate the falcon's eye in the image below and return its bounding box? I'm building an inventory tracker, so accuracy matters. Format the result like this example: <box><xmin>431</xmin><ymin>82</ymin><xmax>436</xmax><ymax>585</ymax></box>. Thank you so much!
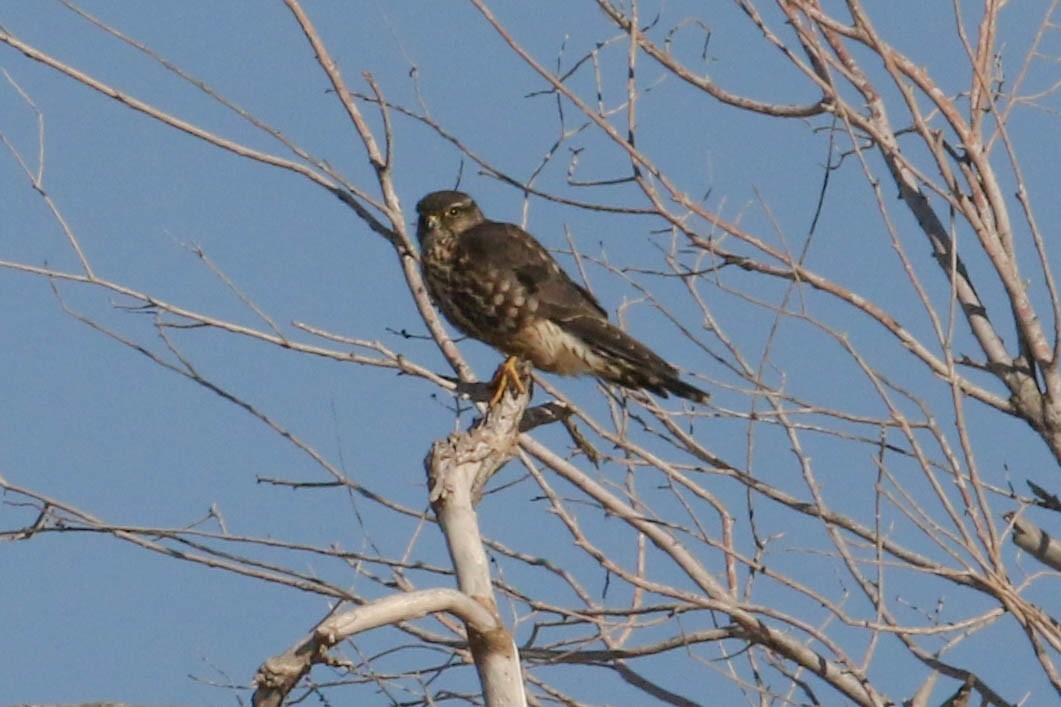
<box><xmin>447</xmin><ymin>206</ymin><xmax>462</xmax><ymax>218</ymax></box>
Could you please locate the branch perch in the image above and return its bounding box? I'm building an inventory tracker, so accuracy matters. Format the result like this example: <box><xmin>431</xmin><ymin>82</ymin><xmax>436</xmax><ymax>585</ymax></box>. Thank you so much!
<box><xmin>424</xmin><ymin>361</ymin><xmax>533</xmax><ymax>706</ymax></box>
<box><xmin>251</xmin><ymin>588</ymin><xmax>500</xmax><ymax>707</ymax></box>
<box><xmin>252</xmin><ymin>364</ymin><xmax>533</xmax><ymax>706</ymax></box>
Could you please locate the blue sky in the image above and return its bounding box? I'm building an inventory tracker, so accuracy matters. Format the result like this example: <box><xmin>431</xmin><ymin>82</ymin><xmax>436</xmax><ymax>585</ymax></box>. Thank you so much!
<box><xmin>2</xmin><ymin>2</ymin><xmax>1060</xmax><ymax>705</ymax></box>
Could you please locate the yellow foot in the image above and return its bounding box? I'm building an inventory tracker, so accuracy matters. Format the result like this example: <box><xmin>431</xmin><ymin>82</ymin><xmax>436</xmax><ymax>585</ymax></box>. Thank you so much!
<box><xmin>488</xmin><ymin>356</ymin><xmax>528</xmax><ymax>406</ymax></box>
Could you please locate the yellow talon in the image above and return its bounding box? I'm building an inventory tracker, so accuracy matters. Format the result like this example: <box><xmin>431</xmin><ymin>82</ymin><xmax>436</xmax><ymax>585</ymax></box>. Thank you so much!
<box><xmin>488</xmin><ymin>356</ymin><xmax>528</xmax><ymax>406</ymax></box>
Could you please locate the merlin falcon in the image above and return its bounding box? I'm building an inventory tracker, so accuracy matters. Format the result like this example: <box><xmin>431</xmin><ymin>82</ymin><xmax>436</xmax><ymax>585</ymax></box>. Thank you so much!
<box><xmin>416</xmin><ymin>190</ymin><xmax>709</xmax><ymax>404</ymax></box>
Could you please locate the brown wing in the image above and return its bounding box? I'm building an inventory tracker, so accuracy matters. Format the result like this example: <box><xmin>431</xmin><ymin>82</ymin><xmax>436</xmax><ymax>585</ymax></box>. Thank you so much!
<box><xmin>458</xmin><ymin>221</ymin><xmax>708</xmax><ymax>403</ymax></box>
<box><xmin>457</xmin><ymin>221</ymin><xmax>607</xmax><ymax>321</ymax></box>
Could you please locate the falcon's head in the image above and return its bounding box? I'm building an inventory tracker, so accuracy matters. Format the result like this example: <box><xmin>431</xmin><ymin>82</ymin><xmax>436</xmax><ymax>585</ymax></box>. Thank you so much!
<box><xmin>415</xmin><ymin>190</ymin><xmax>485</xmax><ymax>245</ymax></box>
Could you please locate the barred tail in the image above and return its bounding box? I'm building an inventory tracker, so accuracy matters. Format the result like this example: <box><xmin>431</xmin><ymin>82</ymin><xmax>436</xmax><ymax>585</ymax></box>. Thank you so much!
<box><xmin>562</xmin><ymin>316</ymin><xmax>709</xmax><ymax>403</ymax></box>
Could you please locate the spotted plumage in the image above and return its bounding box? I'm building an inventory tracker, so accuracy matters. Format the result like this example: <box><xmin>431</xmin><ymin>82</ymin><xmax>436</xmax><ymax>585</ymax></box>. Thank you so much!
<box><xmin>415</xmin><ymin>190</ymin><xmax>708</xmax><ymax>403</ymax></box>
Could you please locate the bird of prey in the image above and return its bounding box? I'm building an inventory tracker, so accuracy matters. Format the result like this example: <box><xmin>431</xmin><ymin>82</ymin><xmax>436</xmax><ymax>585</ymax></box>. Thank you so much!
<box><xmin>415</xmin><ymin>190</ymin><xmax>709</xmax><ymax>404</ymax></box>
